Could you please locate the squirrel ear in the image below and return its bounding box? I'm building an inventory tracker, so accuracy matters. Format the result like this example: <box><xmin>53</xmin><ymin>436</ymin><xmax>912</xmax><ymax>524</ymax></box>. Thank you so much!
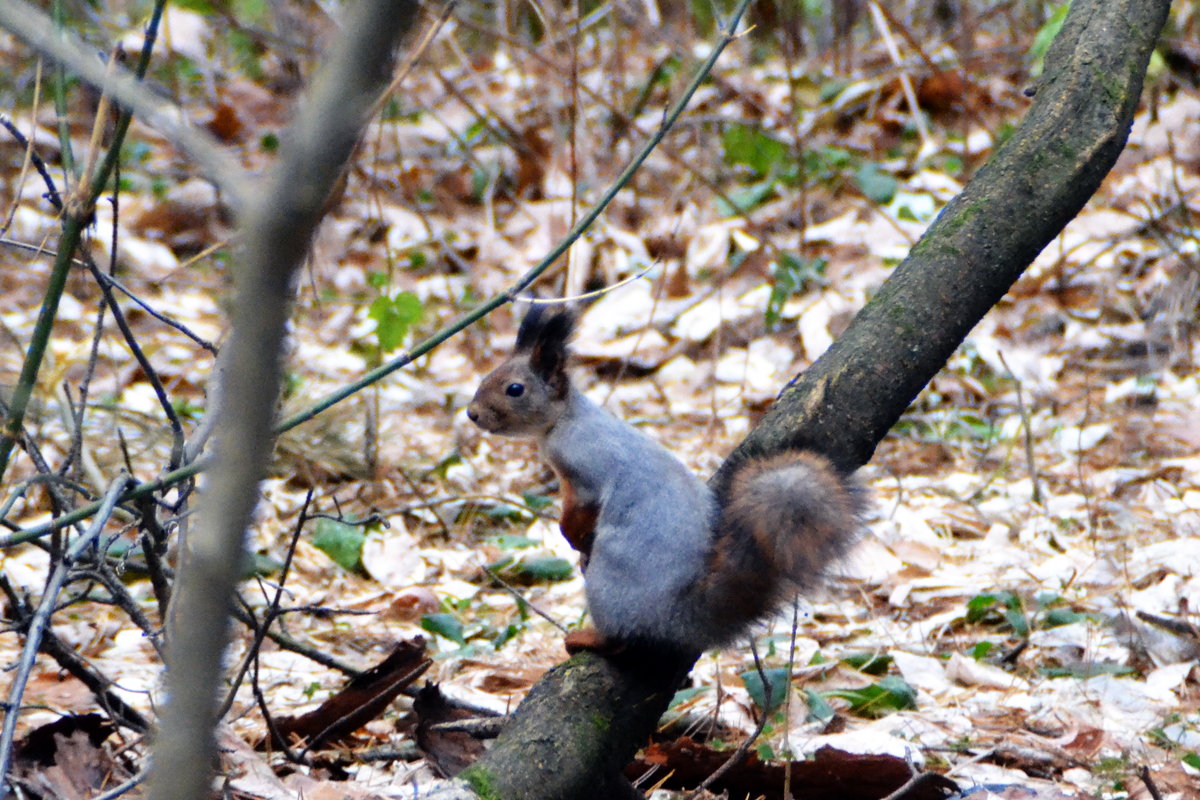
<box><xmin>516</xmin><ymin>305</ymin><xmax>575</xmax><ymax>390</ymax></box>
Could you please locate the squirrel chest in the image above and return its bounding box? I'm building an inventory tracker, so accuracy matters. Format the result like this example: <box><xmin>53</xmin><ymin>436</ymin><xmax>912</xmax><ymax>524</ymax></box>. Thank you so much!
<box><xmin>543</xmin><ymin>392</ymin><xmax>715</xmax><ymax>643</ymax></box>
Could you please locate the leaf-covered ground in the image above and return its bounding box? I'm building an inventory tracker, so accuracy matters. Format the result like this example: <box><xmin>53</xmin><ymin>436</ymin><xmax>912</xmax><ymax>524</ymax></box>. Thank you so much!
<box><xmin>1</xmin><ymin>3</ymin><xmax>1199</xmax><ymax>798</ymax></box>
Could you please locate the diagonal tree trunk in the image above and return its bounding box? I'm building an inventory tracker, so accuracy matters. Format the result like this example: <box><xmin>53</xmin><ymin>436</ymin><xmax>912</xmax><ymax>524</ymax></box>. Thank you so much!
<box><xmin>460</xmin><ymin>1</ymin><xmax>1172</xmax><ymax>798</ymax></box>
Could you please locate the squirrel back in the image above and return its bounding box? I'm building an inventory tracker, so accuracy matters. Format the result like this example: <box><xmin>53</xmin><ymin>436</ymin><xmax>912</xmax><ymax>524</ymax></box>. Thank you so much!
<box><xmin>468</xmin><ymin>306</ymin><xmax>861</xmax><ymax>655</ymax></box>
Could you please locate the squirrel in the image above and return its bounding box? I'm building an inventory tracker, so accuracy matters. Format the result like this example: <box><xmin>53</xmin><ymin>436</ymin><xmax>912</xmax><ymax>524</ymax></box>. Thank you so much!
<box><xmin>466</xmin><ymin>305</ymin><xmax>861</xmax><ymax>657</ymax></box>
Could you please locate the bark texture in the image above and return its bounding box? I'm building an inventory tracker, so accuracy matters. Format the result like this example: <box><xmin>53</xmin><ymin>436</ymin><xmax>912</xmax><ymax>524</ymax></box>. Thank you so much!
<box><xmin>466</xmin><ymin>0</ymin><xmax>1171</xmax><ymax>798</ymax></box>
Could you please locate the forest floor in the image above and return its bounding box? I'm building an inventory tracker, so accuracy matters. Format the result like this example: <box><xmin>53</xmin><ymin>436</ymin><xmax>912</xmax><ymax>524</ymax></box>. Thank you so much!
<box><xmin>1</xmin><ymin>3</ymin><xmax>1199</xmax><ymax>799</ymax></box>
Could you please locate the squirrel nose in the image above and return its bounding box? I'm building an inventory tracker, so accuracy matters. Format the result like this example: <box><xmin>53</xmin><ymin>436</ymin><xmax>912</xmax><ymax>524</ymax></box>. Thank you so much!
<box><xmin>466</xmin><ymin>407</ymin><xmax>478</xmax><ymax>422</ymax></box>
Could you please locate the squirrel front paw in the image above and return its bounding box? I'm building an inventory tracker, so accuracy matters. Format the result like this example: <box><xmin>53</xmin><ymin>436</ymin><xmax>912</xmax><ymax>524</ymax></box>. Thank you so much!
<box><xmin>564</xmin><ymin>627</ymin><xmax>625</xmax><ymax>656</ymax></box>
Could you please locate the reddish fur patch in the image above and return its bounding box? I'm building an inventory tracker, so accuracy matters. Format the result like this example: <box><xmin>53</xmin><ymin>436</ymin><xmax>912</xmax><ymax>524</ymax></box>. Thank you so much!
<box><xmin>560</xmin><ymin>480</ymin><xmax>599</xmax><ymax>568</ymax></box>
<box><xmin>563</xmin><ymin>627</ymin><xmax>622</xmax><ymax>655</ymax></box>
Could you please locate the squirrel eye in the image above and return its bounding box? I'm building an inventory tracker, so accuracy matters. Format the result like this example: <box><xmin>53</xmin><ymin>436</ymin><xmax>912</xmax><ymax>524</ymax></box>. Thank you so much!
<box><xmin>505</xmin><ymin>383</ymin><xmax>525</xmax><ymax>398</ymax></box>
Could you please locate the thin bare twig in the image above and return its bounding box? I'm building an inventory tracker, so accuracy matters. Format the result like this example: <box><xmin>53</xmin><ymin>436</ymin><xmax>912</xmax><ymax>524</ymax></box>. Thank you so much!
<box><xmin>0</xmin><ymin>237</ymin><xmax>219</xmax><ymax>353</ymax></box>
<box><xmin>998</xmin><ymin>351</ymin><xmax>1042</xmax><ymax>504</ymax></box>
<box><xmin>218</xmin><ymin>491</ymin><xmax>313</xmax><ymax>718</ymax></box>
<box><xmin>0</xmin><ymin>0</ymin><xmax>169</xmax><ymax>484</ymax></box>
<box><xmin>0</xmin><ymin>575</ymin><xmax>149</xmax><ymax>737</ymax></box>
<box><xmin>229</xmin><ymin>599</ymin><xmax>361</xmax><ymax>676</ymax></box>
<box><xmin>0</xmin><ymin>474</ymin><xmax>132</xmax><ymax>788</ymax></box>
<box><xmin>1139</xmin><ymin>764</ymin><xmax>1165</xmax><ymax>800</ymax></box>
<box><xmin>83</xmin><ymin>257</ymin><xmax>187</xmax><ymax>469</ymax></box>
<box><xmin>0</xmin><ymin>114</ymin><xmax>63</xmax><ymax>211</ymax></box>
<box><xmin>88</xmin><ymin>769</ymin><xmax>147</xmax><ymax>800</ymax></box>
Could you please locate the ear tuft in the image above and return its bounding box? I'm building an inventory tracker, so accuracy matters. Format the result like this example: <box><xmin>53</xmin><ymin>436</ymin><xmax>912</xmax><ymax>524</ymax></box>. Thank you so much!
<box><xmin>515</xmin><ymin>305</ymin><xmax>576</xmax><ymax>387</ymax></box>
<box><xmin>515</xmin><ymin>305</ymin><xmax>577</xmax><ymax>352</ymax></box>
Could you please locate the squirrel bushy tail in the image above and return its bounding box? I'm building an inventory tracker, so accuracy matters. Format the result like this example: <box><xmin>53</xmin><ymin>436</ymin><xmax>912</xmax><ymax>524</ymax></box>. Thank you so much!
<box><xmin>696</xmin><ymin>452</ymin><xmax>860</xmax><ymax>644</ymax></box>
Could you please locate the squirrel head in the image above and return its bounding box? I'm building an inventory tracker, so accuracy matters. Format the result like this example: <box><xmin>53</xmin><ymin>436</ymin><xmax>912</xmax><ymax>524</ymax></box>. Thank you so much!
<box><xmin>467</xmin><ymin>305</ymin><xmax>576</xmax><ymax>438</ymax></box>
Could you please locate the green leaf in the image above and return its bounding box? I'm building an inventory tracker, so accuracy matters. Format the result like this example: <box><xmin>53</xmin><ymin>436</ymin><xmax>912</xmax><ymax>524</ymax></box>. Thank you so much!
<box><xmin>970</xmin><ymin>641</ymin><xmax>995</xmax><ymax>660</ymax></box>
<box><xmin>765</xmin><ymin>254</ymin><xmax>826</xmax><ymax>326</ymax></box>
<box><xmin>368</xmin><ymin>292</ymin><xmax>423</xmax><ymax>352</ymax></box>
<box><xmin>367</xmin><ymin>296</ymin><xmax>402</xmax><ymax>351</ymax></box>
<box><xmin>429</xmin><ymin>451</ymin><xmax>463</xmax><ymax>480</ymax></box>
<box><xmin>669</xmin><ymin>686</ymin><xmax>708</xmax><ymax>709</ymax></box>
<box><xmin>422</xmin><ymin>612</ymin><xmax>466</xmax><ymax>645</ymax></box>
<box><xmin>485</xmin><ymin>555</ymin><xmax>515</xmax><ymax>572</ymax></box>
<box><xmin>1030</xmin><ymin>3</ymin><xmax>1071</xmax><ymax>75</ymax></box>
<box><xmin>521</xmin><ymin>492</ymin><xmax>554</xmax><ymax>511</ymax></box>
<box><xmin>232</xmin><ymin>0</ymin><xmax>269</xmax><ymax>24</ymax></box>
<box><xmin>716</xmin><ymin>179</ymin><xmax>777</xmax><ymax>216</ymax></box>
<box><xmin>312</xmin><ymin>518</ymin><xmax>365</xmax><ymax>571</ymax></box>
<box><xmin>841</xmin><ymin>652</ymin><xmax>892</xmax><ymax>675</ymax></box>
<box><xmin>485</xmin><ymin>534</ymin><xmax>540</xmax><ymax>550</ymax></box>
<box><xmin>802</xmin><ymin>146</ymin><xmax>853</xmax><ymax>184</ymax></box>
<box><xmin>392</xmin><ymin>291</ymin><xmax>423</xmax><ymax>324</ymax></box>
<box><xmin>966</xmin><ymin>593</ymin><xmax>1002</xmax><ymax>622</ymax></box>
<box><xmin>484</xmin><ymin>502</ymin><xmax>531</xmax><ymax>521</ymax></box>
<box><xmin>1182</xmin><ymin>752</ymin><xmax>1200</xmax><ymax>770</ymax></box>
<box><xmin>227</xmin><ymin>29</ymin><xmax>265</xmax><ymax>80</ymax></box>
<box><xmin>1034</xmin><ymin>590</ymin><xmax>1062</xmax><ymax>609</ymax></box>
<box><xmin>488</xmin><ymin>555</ymin><xmax>574</xmax><ymax>584</ymax></box>
<box><xmin>1043</xmin><ymin>608</ymin><xmax>1086</xmax><ymax>628</ymax></box>
<box><xmin>854</xmin><ymin>162</ymin><xmax>898</xmax><ymax>204</ymax></box>
<box><xmin>804</xmin><ymin>688</ymin><xmax>835</xmax><ymax>722</ymax></box>
<box><xmin>1041</xmin><ymin>662</ymin><xmax>1136</xmax><ymax>679</ymax></box>
<box><xmin>818</xmin><ymin>77</ymin><xmax>852</xmax><ymax>103</ymax></box>
<box><xmin>721</xmin><ymin>123</ymin><xmax>789</xmax><ymax>176</ymax></box>
<box><xmin>492</xmin><ymin>623</ymin><xmax>522</xmax><ymax>649</ymax></box>
<box><xmin>515</xmin><ymin>556</ymin><xmax>574</xmax><ymax>582</ymax></box>
<box><xmin>967</xmin><ymin>591</ymin><xmax>1029</xmax><ymax>636</ymax></box>
<box><xmin>246</xmin><ymin>552</ymin><xmax>284</xmax><ymax>577</ymax></box>
<box><xmin>1004</xmin><ymin>605</ymin><xmax>1030</xmax><ymax>638</ymax></box>
<box><xmin>471</xmin><ymin>163</ymin><xmax>500</xmax><ymax>201</ymax></box>
<box><xmin>740</xmin><ymin>667</ymin><xmax>791</xmax><ymax>714</ymax></box>
<box><xmin>825</xmin><ymin>675</ymin><xmax>917</xmax><ymax>718</ymax></box>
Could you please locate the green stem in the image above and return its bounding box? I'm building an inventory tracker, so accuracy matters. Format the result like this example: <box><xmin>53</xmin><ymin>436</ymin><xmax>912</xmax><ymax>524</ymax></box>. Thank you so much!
<box><xmin>0</xmin><ymin>221</ymin><xmax>85</xmax><ymax>482</ymax></box>
<box><xmin>3</xmin><ymin>460</ymin><xmax>209</xmax><ymax>547</ymax></box>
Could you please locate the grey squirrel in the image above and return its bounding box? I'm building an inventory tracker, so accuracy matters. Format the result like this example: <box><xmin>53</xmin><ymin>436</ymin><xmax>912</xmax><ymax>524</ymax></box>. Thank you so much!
<box><xmin>467</xmin><ymin>305</ymin><xmax>860</xmax><ymax>656</ymax></box>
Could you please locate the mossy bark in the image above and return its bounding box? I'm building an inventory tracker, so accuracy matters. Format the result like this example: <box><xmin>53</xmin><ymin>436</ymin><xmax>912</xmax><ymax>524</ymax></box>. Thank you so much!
<box><xmin>468</xmin><ymin>1</ymin><xmax>1171</xmax><ymax>798</ymax></box>
<box><xmin>460</xmin><ymin>651</ymin><xmax>691</xmax><ymax>800</ymax></box>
